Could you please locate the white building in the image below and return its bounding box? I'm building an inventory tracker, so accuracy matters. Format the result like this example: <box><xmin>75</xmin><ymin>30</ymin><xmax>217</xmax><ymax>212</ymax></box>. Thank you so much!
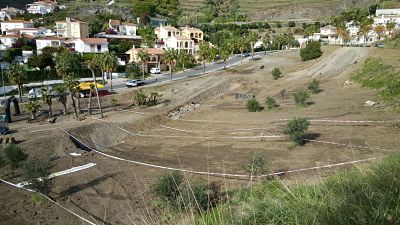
<box><xmin>320</xmin><ymin>25</ymin><xmax>337</xmax><ymax>36</ymax></box>
<box><xmin>36</xmin><ymin>36</ymin><xmax>65</xmax><ymax>52</ymax></box>
<box><xmin>310</xmin><ymin>25</ymin><xmax>339</xmax><ymax>45</ymax></box>
<box><xmin>164</xmin><ymin>35</ymin><xmax>194</xmax><ymax>54</ymax></box>
<box><xmin>154</xmin><ymin>25</ymin><xmax>181</xmax><ymax>42</ymax></box>
<box><xmin>0</xmin><ymin>11</ymin><xmax>11</xmax><ymax>21</ymax></box>
<box><xmin>26</xmin><ymin>0</ymin><xmax>57</xmax><ymax>15</ymax></box>
<box><xmin>0</xmin><ymin>20</ymin><xmax>34</xmax><ymax>34</ymax></box>
<box><xmin>376</xmin><ymin>8</ymin><xmax>400</xmax><ymax>16</ymax></box>
<box><xmin>71</xmin><ymin>38</ymin><xmax>109</xmax><ymax>53</ymax></box>
<box><xmin>0</xmin><ymin>6</ymin><xmax>24</xmax><ymax>17</ymax></box>
<box><xmin>6</xmin><ymin>27</ymin><xmax>47</xmax><ymax>37</ymax></box>
<box><xmin>55</xmin><ymin>18</ymin><xmax>89</xmax><ymax>38</ymax></box>
<box><xmin>107</xmin><ymin>19</ymin><xmax>137</xmax><ymax>35</ymax></box>
<box><xmin>0</xmin><ymin>34</ymin><xmax>18</xmax><ymax>48</ymax></box>
<box><xmin>346</xmin><ymin>21</ymin><xmax>360</xmax><ymax>36</ymax></box>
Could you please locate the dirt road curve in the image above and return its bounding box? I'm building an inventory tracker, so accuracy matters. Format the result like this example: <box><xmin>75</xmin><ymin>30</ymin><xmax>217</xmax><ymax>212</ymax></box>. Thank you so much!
<box><xmin>288</xmin><ymin>47</ymin><xmax>368</xmax><ymax>79</ymax></box>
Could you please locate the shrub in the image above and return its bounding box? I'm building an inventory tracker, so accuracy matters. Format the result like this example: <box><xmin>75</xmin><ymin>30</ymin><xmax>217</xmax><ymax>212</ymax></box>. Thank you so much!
<box><xmin>111</xmin><ymin>97</ymin><xmax>118</xmax><ymax>110</ymax></box>
<box><xmin>154</xmin><ymin>171</ymin><xmax>184</xmax><ymax>205</ymax></box>
<box><xmin>242</xmin><ymin>152</ymin><xmax>269</xmax><ymax>177</ymax></box>
<box><xmin>276</xmin><ymin>21</ymin><xmax>282</xmax><ymax>28</ymax></box>
<box><xmin>176</xmin><ymin>180</ymin><xmax>222</xmax><ymax>212</ymax></box>
<box><xmin>287</xmin><ymin>21</ymin><xmax>296</xmax><ymax>27</ymax></box>
<box><xmin>247</xmin><ymin>98</ymin><xmax>264</xmax><ymax>112</ymax></box>
<box><xmin>0</xmin><ymin>153</ymin><xmax>5</xmax><ymax>168</ymax></box>
<box><xmin>134</xmin><ymin>90</ymin><xmax>148</xmax><ymax>106</ymax></box>
<box><xmin>280</xmin><ymin>89</ymin><xmax>287</xmax><ymax>100</ymax></box>
<box><xmin>308</xmin><ymin>79</ymin><xmax>322</xmax><ymax>94</ymax></box>
<box><xmin>22</xmin><ymin>159</ymin><xmax>53</xmax><ymax>194</ymax></box>
<box><xmin>300</xmin><ymin>41</ymin><xmax>322</xmax><ymax>61</ymax></box>
<box><xmin>31</xmin><ymin>193</ymin><xmax>45</xmax><ymax>204</ymax></box>
<box><xmin>272</xmin><ymin>67</ymin><xmax>282</xmax><ymax>80</ymax></box>
<box><xmin>265</xmin><ymin>96</ymin><xmax>277</xmax><ymax>110</ymax></box>
<box><xmin>22</xmin><ymin>45</ymin><xmax>33</xmax><ymax>51</ymax></box>
<box><xmin>3</xmin><ymin>144</ymin><xmax>27</xmax><ymax>168</ymax></box>
<box><xmin>293</xmin><ymin>89</ymin><xmax>310</xmax><ymax>107</ymax></box>
<box><xmin>283</xmin><ymin>117</ymin><xmax>310</xmax><ymax>145</ymax></box>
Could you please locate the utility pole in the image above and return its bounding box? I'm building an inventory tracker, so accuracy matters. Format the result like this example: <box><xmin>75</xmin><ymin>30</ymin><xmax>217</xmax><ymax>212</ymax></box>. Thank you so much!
<box><xmin>0</xmin><ymin>62</ymin><xmax>6</xmax><ymax>101</ymax></box>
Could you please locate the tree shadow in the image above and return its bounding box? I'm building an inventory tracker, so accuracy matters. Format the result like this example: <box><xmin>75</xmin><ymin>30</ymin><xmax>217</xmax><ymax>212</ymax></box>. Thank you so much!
<box><xmin>69</xmin><ymin>199</ymin><xmax>113</xmax><ymax>225</ymax></box>
<box><xmin>58</xmin><ymin>173</ymin><xmax>119</xmax><ymax>197</ymax></box>
<box><xmin>303</xmin><ymin>133</ymin><xmax>321</xmax><ymax>143</ymax></box>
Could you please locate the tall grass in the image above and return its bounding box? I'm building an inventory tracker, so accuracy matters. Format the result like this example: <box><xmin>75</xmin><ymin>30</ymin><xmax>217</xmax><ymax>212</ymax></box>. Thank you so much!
<box><xmin>196</xmin><ymin>154</ymin><xmax>400</xmax><ymax>225</ymax></box>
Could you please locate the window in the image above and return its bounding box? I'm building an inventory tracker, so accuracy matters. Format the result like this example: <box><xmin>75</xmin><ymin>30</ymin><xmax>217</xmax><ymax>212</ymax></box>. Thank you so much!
<box><xmin>168</xmin><ymin>31</ymin><xmax>171</xmax><ymax>37</ymax></box>
<box><xmin>185</xmin><ymin>42</ymin><xmax>188</xmax><ymax>48</ymax></box>
<box><xmin>97</xmin><ymin>45</ymin><xmax>101</xmax><ymax>52</ymax></box>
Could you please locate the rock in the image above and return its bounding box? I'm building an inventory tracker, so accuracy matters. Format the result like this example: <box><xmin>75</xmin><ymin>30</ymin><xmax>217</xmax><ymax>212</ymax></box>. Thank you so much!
<box><xmin>344</xmin><ymin>80</ymin><xmax>353</xmax><ymax>87</ymax></box>
<box><xmin>167</xmin><ymin>102</ymin><xmax>200</xmax><ymax>119</ymax></box>
<box><xmin>365</xmin><ymin>100</ymin><xmax>376</xmax><ymax>107</ymax></box>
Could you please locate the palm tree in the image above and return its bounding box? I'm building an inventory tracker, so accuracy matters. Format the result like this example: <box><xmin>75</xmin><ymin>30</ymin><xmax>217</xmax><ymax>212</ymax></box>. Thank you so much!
<box><xmin>55</xmin><ymin>85</ymin><xmax>68</xmax><ymax>115</ymax></box>
<box><xmin>93</xmin><ymin>54</ymin><xmax>106</xmax><ymax>83</ymax></box>
<box><xmin>87</xmin><ymin>83</ymin><xmax>94</xmax><ymax>115</ymax></box>
<box><xmin>64</xmin><ymin>75</ymin><xmax>79</xmax><ymax>118</ymax></box>
<box><xmin>7</xmin><ymin>63</ymin><xmax>27</xmax><ymax>102</ymax></box>
<box><xmin>262</xmin><ymin>34</ymin><xmax>271</xmax><ymax>55</ymax></box>
<box><xmin>87</xmin><ymin>58</ymin><xmax>104</xmax><ymax>118</ymax></box>
<box><xmin>374</xmin><ymin>25</ymin><xmax>386</xmax><ymax>43</ymax></box>
<box><xmin>103</xmin><ymin>52</ymin><xmax>118</xmax><ymax>90</ymax></box>
<box><xmin>41</xmin><ymin>88</ymin><xmax>53</xmax><ymax>118</ymax></box>
<box><xmin>27</xmin><ymin>100</ymin><xmax>40</xmax><ymax>120</ymax></box>
<box><xmin>237</xmin><ymin>37</ymin><xmax>247</xmax><ymax>63</ymax></box>
<box><xmin>337</xmin><ymin>28</ymin><xmax>350</xmax><ymax>46</ymax></box>
<box><xmin>164</xmin><ymin>48</ymin><xmax>177</xmax><ymax>80</ymax></box>
<box><xmin>386</xmin><ymin>21</ymin><xmax>395</xmax><ymax>37</ymax></box>
<box><xmin>220</xmin><ymin>46</ymin><xmax>230</xmax><ymax>70</ymax></box>
<box><xmin>248</xmin><ymin>31</ymin><xmax>259</xmax><ymax>58</ymax></box>
<box><xmin>177</xmin><ymin>49</ymin><xmax>187</xmax><ymax>71</ymax></box>
<box><xmin>137</xmin><ymin>49</ymin><xmax>150</xmax><ymax>80</ymax></box>
<box><xmin>55</xmin><ymin>50</ymin><xmax>81</xmax><ymax>79</ymax></box>
<box><xmin>198</xmin><ymin>42</ymin><xmax>210</xmax><ymax>73</ymax></box>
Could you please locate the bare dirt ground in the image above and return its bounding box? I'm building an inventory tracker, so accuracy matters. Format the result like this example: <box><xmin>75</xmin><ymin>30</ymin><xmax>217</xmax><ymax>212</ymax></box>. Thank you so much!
<box><xmin>1</xmin><ymin>46</ymin><xmax>399</xmax><ymax>225</ymax></box>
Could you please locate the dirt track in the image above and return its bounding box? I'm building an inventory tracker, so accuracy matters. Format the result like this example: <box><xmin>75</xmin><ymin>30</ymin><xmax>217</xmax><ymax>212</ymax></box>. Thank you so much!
<box><xmin>1</xmin><ymin>47</ymin><xmax>400</xmax><ymax>225</ymax></box>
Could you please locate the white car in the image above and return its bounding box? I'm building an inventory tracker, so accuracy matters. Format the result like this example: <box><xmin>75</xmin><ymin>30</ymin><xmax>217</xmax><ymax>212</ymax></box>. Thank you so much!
<box><xmin>125</xmin><ymin>79</ymin><xmax>145</xmax><ymax>88</ymax></box>
<box><xmin>150</xmin><ymin>67</ymin><xmax>161</xmax><ymax>74</ymax></box>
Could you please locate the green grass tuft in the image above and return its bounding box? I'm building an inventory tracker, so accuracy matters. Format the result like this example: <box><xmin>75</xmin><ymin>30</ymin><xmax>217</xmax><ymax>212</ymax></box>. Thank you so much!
<box><xmin>197</xmin><ymin>154</ymin><xmax>400</xmax><ymax>225</ymax></box>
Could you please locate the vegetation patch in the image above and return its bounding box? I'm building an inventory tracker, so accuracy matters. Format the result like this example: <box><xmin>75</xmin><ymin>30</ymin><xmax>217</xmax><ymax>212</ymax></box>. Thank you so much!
<box><xmin>300</xmin><ymin>41</ymin><xmax>323</xmax><ymax>61</ymax></box>
<box><xmin>198</xmin><ymin>153</ymin><xmax>400</xmax><ymax>225</ymax></box>
<box><xmin>352</xmin><ymin>57</ymin><xmax>400</xmax><ymax>104</ymax></box>
<box><xmin>246</xmin><ymin>98</ymin><xmax>264</xmax><ymax>112</ymax></box>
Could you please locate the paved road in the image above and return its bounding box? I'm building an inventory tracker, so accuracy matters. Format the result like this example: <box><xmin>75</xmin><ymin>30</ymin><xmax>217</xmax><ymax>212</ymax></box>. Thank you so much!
<box><xmin>112</xmin><ymin>51</ymin><xmax>272</xmax><ymax>91</ymax></box>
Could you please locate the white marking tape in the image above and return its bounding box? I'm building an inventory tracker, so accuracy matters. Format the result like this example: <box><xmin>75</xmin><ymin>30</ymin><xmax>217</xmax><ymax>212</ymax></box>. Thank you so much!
<box><xmin>305</xmin><ymin>139</ymin><xmax>391</xmax><ymax>151</ymax></box>
<box><xmin>30</xmin><ymin>128</ymin><xmax>58</xmax><ymax>133</ymax></box>
<box><xmin>17</xmin><ymin>163</ymin><xmax>97</xmax><ymax>187</ymax></box>
<box><xmin>153</xmin><ymin>123</ymin><xmax>270</xmax><ymax>134</ymax></box>
<box><xmin>90</xmin><ymin>117</ymin><xmax>283</xmax><ymax>140</ymax></box>
<box><xmin>0</xmin><ymin>179</ymin><xmax>97</xmax><ymax>225</ymax></box>
<box><xmin>61</xmin><ymin>127</ymin><xmax>380</xmax><ymax>179</ymax></box>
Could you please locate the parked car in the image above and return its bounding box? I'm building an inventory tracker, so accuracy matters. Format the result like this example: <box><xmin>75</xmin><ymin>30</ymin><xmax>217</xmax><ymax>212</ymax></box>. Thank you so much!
<box><xmin>125</xmin><ymin>79</ymin><xmax>145</xmax><ymax>87</ymax></box>
<box><xmin>241</xmin><ymin>52</ymin><xmax>251</xmax><ymax>57</ymax></box>
<box><xmin>376</xmin><ymin>43</ymin><xmax>384</xmax><ymax>48</ymax></box>
<box><xmin>150</xmin><ymin>67</ymin><xmax>161</xmax><ymax>74</ymax></box>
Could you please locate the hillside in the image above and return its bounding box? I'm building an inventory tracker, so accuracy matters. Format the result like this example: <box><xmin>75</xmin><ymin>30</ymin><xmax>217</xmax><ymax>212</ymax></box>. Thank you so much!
<box><xmin>179</xmin><ymin>0</ymin><xmax>380</xmax><ymax>20</ymax></box>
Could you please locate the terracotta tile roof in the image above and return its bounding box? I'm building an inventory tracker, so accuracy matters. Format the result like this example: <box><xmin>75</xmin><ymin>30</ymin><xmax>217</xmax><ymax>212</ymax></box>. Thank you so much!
<box><xmin>173</xmin><ymin>35</ymin><xmax>192</xmax><ymax>41</ymax></box>
<box><xmin>161</xmin><ymin>25</ymin><xmax>179</xmax><ymax>32</ymax></box>
<box><xmin>121</xmin><ymin>22</ymin><xmax>137</xmax><ymax>26</ymax></box>
<box><xmin>0</xmin><ymin>34</ymin><xmax>18</xmax><ymax>38</ymax></box>
<box><xmin>1</xmin><ymin>20</ymin><xmax>32</xmax><ymax>23</ymax></box>
<box><xmin>126</xmin><ymin>48</ymin><xmax>165</xmax><ymax>55</ymax></box>
<box><xmin>109</xmin><ymin>19</ymin><xmax>121</xmax><ymax>26</ymax></box>
<box><xmin>36</xmin><ymin>36</ymin><xmax>64</xmax><ymax>41</ymax></box>
<box><xmin>79</xmin><ymin>38</ymin><xmax>108</xmax><ymax>43</ymax></box>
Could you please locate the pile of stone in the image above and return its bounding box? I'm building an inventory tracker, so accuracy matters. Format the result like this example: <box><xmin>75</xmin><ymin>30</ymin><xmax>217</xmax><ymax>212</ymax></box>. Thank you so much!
<box><xmin>168</xmin><ymin>102</ymin><xmax>200</xmax><ymax>120</ymax></box>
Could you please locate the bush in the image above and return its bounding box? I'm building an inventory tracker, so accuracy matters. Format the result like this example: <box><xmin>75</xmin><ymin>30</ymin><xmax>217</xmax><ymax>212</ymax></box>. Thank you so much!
<box><xmin>22</xmin><ymin>45</ymin><xmax>33</xmax><ymax>51</ymax></box>
<box><xmin>283</xmin><ymin>117</ymin><xmax>310</xmax><ymax>145</ymax></box>
<box><xmin>293</xmin><ymin>89</ymin><xmax>310</xmax><ymax>107</ymax></box>
<box><xmin>134</xmin><ymin>90</ymin><xmax>148</xmax><ymax>106</ymax></box>
<box><xmin>280</xmin><ymin>89</ymin><xmax>287</xmax><ymax>100</ymax></box>
<box><xmin>287</xmin><ymin>21</ymin><xmax>296</xmax><ymax>27</ymax></box>
<box><xmin>3</xmin><ymin>144</ymin><xmax>27</xmax><ymax>168</ymax></box>
<box><xmin>308</xmin><ymin>79</ymin><xmax>322</xmax><ymax>94</ymax></box>
<box><xmin>272</xmin><ymin>67</ymin><xmax>282</xmax><ymax>80</ymax></box>
<box><xmin>300</xmin><ymin>41</ymin><xmax>322</xmax><ymax>61</ymax></box>
<box><xmin>242</xmin><ymin>152</ymin><xmax>268</xmax><ymax>177</ymax></box>
<box><xmin>265</xmin><ymin>96</ymin><xmax>277</xmax><ymax>110</ymax></box>
<box><xmin>176</xmin><ymin>180</ymin><xmax>222</xmax><ymax>212</ymax></box>
<box><xmin>22</xmin><ymin>159</ymin><xmax>53</xmax><ymax>194</ymax></box>
<box><xmin>247</xmin><ymin>98</ymin><xmax>264</xmax><ymax>112</ymax></box>
<box><xmin>154</xmin><ymin>171</ymin><xmax>184</xmax><ymax>205</ymax></box>
<box><xmin>31</xmin><ymin>193</ymin><xmax>45</xmax><ymax>204</ymax></box>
